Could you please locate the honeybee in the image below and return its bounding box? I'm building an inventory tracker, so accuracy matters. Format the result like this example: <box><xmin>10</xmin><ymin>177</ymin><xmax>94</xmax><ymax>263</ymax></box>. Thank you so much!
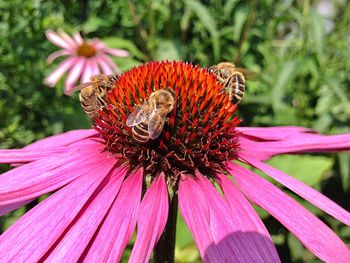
<box><xmin>75</xmin><ymin>74</ymin><xmax>119</xmax><ymax>118</ymax></box>
<box><xmin>126</xmin><ymin>88</ymin><xmax>175</xmax><ymax>143</ymax></box>
<box><xmin>208</xmin><ymin>62</ymin><xmax>254</xmax><ymax>105</ymax></box>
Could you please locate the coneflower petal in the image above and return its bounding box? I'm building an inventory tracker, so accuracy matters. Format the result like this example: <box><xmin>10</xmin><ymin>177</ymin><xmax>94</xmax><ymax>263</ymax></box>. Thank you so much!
<box><xmin>217</xmin><ymin>174</ymin><xmax>280</xmax><ymax>263</ymax></box>
<box><xmin>99</xmin><ymin>53</ymin><xmax>119</xmax><ymax>73</ymax></box>
<box><xmin>44</xmin><ymin>57</ymin><xmax>77</xmax><ymax>87</ymax></box>
<box><xmin>237</xmin><ymin>126</ymin><xmax>313</xmax><ymax>141</ymax></box>
<box><xmin>81</xmin><ymin>59</ymin><xmax>93</xmax><ymax>83</ymax></box>
<box><xmin>102</xmin><ymin>48</ymin><xmax>129</xmax><ymax>57</ymax></box>
<box><xmin>72</xmin><ymin>32</ymin><xmax>83</xmax><ymax>45</ymax></box>
<box><xmin>0</xmin><ymin>159</ymin><xmax>115</xmax><ymax>262</ymax></box>
<box><xmin>0</xmin><ymin>143</ymin><xmax>109</xmax><ymax>208</ymax></box>
<box><xmin>96</xmin><ymin>57</ymin><xmax>114</xmax><ymax>75</ymax></box>
<box><xmin>0</xmin><ymin>148</ymin><xmax>64</xmax><ymax>163</ymax></box>
<box><xmin>239</xmin><ymin>153</ymin><xmax>350</xmax><ymax>226</ymax></box>
<box><xmin>0</xmin><ymin>199</ymin><xmax>35</xmax><ymax>217</ymax></box>
<box><xmin>47</xmin><ymin>49</ymin><xmax>72</xmax><ymax>64</ymax></box>
<box><xmin>58</xmin><ymin>30</ymin><xmax>77</xmax><ymax>49</ymax></box>
<box><xmin>228</xmin><ymin>162</ymin><xmax>350</xmax><ymax>263</ymax></box>
<box><xmin>89</xmin><ymin>57</ymin><xmax>100</xmax><ymax>76</ymax></box>
<box><xmin>83</xmin><ymin>168</ymin><xmax>143</xmax><ymax>262</ymax></box>
<box><xmin>237</xmin><ymin>137</ymin><xmax>273</xmax><ymax>161</ymax></box>
<box><xmin>240</xmin><ymin>132</ymin><xmax>350</xmax><ymax>157</ymax></box>
<box><xmin>44</xmin><ymin>166</ymin><xmax>127</xmax><ymax>262</ymax></box>
<box><xmin>64</xmin><ymin>58</ymin><xmax>86</xmax><ymax>95</ymax></box>
<box><xmin>129</xmin><ymin>173</ymin><xmax>169</xmax><ymax>263</ymax></box>
<box><xmin>45</xmin><ymin>30</ymin><xmax>74</xmax><ymax>51</ymax></box>
<box><xmin>24</xmin><ymin>129</ymin><xmax>98</xmax><ymax>151</ymax></box>
<box><xmin>89</xmin><ymin>38</ymin><xmax>105</xmax><ymax>50</ymax></box>
<box><xmin>178</xmin><ymin>176</ymin><xmax>229</xmax><ymax>263</ymax></box>
<box><xmin>198</xmin><ymin>175</ymin><xmax>280</xmax><ymax>263</ymax></box>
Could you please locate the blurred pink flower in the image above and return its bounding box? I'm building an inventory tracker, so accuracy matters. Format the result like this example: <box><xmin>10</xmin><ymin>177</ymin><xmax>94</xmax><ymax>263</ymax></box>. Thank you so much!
<box><xmin>44</xmin><ymin>30</ymin><xmax>129</xmax><ymax>95</ymax></box>
<box><xmin>1</xmin><ymin>61</ymin><xmax>350</xmax><ymax>262</ymax></box>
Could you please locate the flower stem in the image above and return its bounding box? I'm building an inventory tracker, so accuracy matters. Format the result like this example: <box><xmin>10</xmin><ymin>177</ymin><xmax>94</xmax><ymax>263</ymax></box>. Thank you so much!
<box><xmin>154</xmin><ymin>191</ymin><xmax>178</xmax><ymax>263</ymax></box>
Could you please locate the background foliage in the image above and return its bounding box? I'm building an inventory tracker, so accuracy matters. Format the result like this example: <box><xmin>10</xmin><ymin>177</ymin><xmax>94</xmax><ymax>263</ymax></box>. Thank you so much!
<box><xmin>0</xmin><ymin>0</ymin><xmax>349</xmax><ymax>262</ymax></box>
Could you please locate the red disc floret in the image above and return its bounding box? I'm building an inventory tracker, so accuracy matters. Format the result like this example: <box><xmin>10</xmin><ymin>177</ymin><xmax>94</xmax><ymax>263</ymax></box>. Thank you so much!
<box><xmin>94</xmin><ymin>61</ymin><xmax>241</xmax><ymax>182</ymax></box>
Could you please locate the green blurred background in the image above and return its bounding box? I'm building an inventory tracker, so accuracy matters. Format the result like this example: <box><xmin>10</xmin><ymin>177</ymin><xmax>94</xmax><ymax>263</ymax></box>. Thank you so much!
<box><xmin>0</xmin><ymin>0</ymin><xmax>349</xmax><ymax>262</ymax></box>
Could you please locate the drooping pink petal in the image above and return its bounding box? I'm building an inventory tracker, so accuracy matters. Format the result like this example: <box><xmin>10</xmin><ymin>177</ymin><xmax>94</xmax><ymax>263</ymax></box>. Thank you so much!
<box><xmin>238</xmin><ymin>137</ymin><xmax>274</xmax><ymax>161</ymax></box>
<box><xmin>58</xmin><ymin>30</ymin><xmax>77</xmax><ymax>49</ymax></box>
<box><xmin>197</xmin><ymin>174</ymin><xmax>280</xmax><ymax>263</ymax></box>
<box><xmin>99</xmin><ymin>53</ymin><xmax>120</xmax><ymax>73</ymax></box>
<box><xmin>81</xmin><ymin>60</ymin><xmax>93</xmax><ymax>83</ymax></box>
<box><xmin>89</xmin><ymin>57</ymin><xmax>101</xmax><ymax>76</ymax></box>
<box><xmin>102</xmin><ymin>47</ymin><xmax>129</xmax><ymax>57</ymax></box>
<box><xmin>178</xmin><ymin>176</ymin><xmax>228</xmax><ymax>263</ymax></box>
<box><xmin>129</xmin><ymin>173</ymin><xmax>169</xmax><ymax>263</ymax></box>
<box><xmin>45</xmin><ymin>30</ymin><xmax>75</xmax><ymax>51</ymax></box>
<box><xmin>238</xmin><ymin>153</ymin><xmax>350</xmax><ymax>226</ymax></box>
<box><xmin>238</xmin><ymin>130</ymin><xmax>350</xmax><ymax>161</ymax></box>
<box><xmin>47</xmin><ymin>49</ymin><xmax>72</xmax><ymax>64</ymax></box>
<box><xmin>89</xmin><ymin>38</ymin><xmax>103</xmax><ymax>48</ymax></box>
<box><xmin>64</xmin><ymin>58</ymin><xmax>86</xmax><ymax>95</ymax></box>
<box><xmin>0</xmin><ymin>199</ymin><xmax>34</xmax><ymax>217</ymax></box>
<box><xmin>72</xmin><ymin>32</ymin><xmax>83</xmax><ymax>45</ymax></box>
<box><xmin>217</xmin><ymin>173</ymin><xmax>280</xmax><ymax>262</ymax></box>
<box><xmin>44</xmin><ymin>56</ymin><xmax>77</xmax><ymax>87</ymax></box>
<box><xmin>0</xmin><ymin>158</ymin><xmax>115</xmax><ymax>262</ymax></box>
<box><xmin>83</xmin><ymin>168</ymin><xmax>143</xmax><ymax>262</ymax></box>
<box><xmin>0</xmin><ymin>144</ymin><xmax>110</xmax><ymax>208</ymax></box>
<box><xmin>239</xmin><ymin>132</ymin><xmax>350</xmax><ymax>157</ymax></box>
<box><xmin>89</xmin><ymin>38</ymin><xmax>108</xmax><ymax>51</ymax></box>
<box><xmin>96</xmin><ymin>57</ymin><xmax>114</xmax><ymax>75</ymax></box>
<box><xmin>227</xmin><ymin>162</ymin><xmax>350</xmax><ymax>263</ymax></box>
<box><xmin>45</xmin><ymin>165</ymin><xmax>128</xmax><ymax>262</ymax></box>
<box><xmin>237</xmin><ymin>126</ymin><xmax>313</xmax><ymax>141</ymax></box>
<box><xmin>0</xmin><ymin>148</ymin><xmax>64</xmax><ymax>163</ymax></box>
<box><xmin>24</xmin><ymin>129</ymin><xmax>98</xmax><ymax>151</ymax></box>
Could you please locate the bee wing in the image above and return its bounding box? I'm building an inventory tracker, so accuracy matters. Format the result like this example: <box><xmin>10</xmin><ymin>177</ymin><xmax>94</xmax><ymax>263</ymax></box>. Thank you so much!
<box><xmin>71</xmin><ymin>74</ymin><xmax>113</xmax><ymax>94</ymax></box>
<box><xmin>71</xmin><ymin>82</ymin><xmax>96</xmax><ymax>94</ymax></box>
<box><xmin>126</xmin><ymin>105</ymin><xmax>149</xmax><ymax>127</ymax></box>
<box><xmin>235</xmin><ymin>68</ymin><xmax>257</xmax><ymax>80</ymax></box>
<box><xmin>148</xmin><ymin>110</ymin><xmax>167</xmax><ymax>140</ymax></box>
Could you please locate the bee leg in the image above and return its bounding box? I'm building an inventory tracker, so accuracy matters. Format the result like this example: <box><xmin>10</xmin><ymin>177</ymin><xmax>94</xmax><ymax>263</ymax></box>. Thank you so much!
<box><xmin>218</xmin><ymin>87</ymin><xmax>226</xmax><ymax>95</ymax></box>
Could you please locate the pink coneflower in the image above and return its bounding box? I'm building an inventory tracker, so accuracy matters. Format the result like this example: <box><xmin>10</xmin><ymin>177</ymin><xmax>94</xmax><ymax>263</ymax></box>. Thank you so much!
<box><xmin>44</xmin><ymin>30</ymin><xmax>129</xmax><ymax>95</ymax></box>
<box><xmin>1</xmin><ymin>61</ymin><xmax>350</xmax><ymax>262</ymax></box>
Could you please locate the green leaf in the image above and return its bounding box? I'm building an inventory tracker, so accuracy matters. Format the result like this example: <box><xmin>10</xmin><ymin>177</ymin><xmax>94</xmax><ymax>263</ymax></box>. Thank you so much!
<box><xmin>267</xmin><ymin>155</ymin><xmax>334</xmax><ymax>186</ymax></box>
<box><xmin>111</xmin><ymin>57</ymin><xmax>142</xmax><ymax>71</ymax></box>
<box><xmin>271</xmin><ymin>60</ymin><xmax>298</xmax><ymax>111</ymax></box>
<box><xmin>309</xmin><ymin>11</ymin><xmax>325</xmax><ymax>62</ymax></box>
<box><xmin>325</xmin><ymin>77</ymin><xmax>350</xmax><ymax>109</ymax></box>
<box><xmin>101</xmin><ymin>37</ymin><xmax>146</xmax><ymax>60</ymax></box>
<box><xmin>184</xmin><ymin>0</ymin><xmax>220</xmax><ymax>60</ymax></box>
<box><xmin>233</xmin><ymin>8</ymin><xmax>248</xmax><ymax>42</ymax></box>
<box><xmin>81</xmin><ymin>16</ymin><xmax>110</xmax><ymax>33</ymax></box>
<box><xmin>253</xmin><ymin>205</ymin><xmax>270</xmax><ymax>220</ymax></box>
<box><xmin>288</xmin><ymin>233</ymin><xmax>318</xmax><ymax>262</ymax></box>
<box><xmin>155</xmin><ymin>40</ymin><xmax>182</xmax><ymax>61</ymax></box>
<box><xmin>175</xmin><ymin>210</ymin><xmax>200</xmax><ymax>262</ymax></box>
<box><xmin>224</xmin><ymin>0</ymin><xmax>239</xmax><ymax>19</ymax></box>
<box><xmin>338</xmin><ymin>153</ymin><xmax>350</xmax><ymax>191</ymax></box>
<box><xmin>175</xmin><ymin>243</ymin><xmax>200</xmax><ymax>262</ymax></box>
<box><xmin>176</xmin><ymin>210</ymin><xmax>194</xmax><ymax>248</ymax></box>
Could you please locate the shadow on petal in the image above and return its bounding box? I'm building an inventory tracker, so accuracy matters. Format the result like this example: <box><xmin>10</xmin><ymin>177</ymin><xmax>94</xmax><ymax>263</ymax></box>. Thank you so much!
<box><xmin>204</xmin><ymin>231</ymin><xmax>280</xmax><ymax>263</ymax></box>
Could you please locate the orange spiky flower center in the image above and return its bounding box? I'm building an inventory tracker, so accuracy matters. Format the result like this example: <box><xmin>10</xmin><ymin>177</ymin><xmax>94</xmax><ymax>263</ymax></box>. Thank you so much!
<box><xmin>76</xmin><ymin>42</ymin><xmax>96</xmax><ymax>58</ymax></box>
<box><xmin>94</xmin><ymin>61</ymin><xmax>241</xmax><ymax>183</ymax></box>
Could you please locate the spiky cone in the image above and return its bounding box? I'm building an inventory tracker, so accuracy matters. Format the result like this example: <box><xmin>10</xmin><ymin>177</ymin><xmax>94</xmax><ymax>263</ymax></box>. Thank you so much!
<box><xmin>1</xmin><ymin>61</ymin><xmax>350</xmax><ymax>263</ymax></box>
<box><xmin>95</xmin><ymin>61</ymin><xmax>241</xmax><ymax>185</ymax></box>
